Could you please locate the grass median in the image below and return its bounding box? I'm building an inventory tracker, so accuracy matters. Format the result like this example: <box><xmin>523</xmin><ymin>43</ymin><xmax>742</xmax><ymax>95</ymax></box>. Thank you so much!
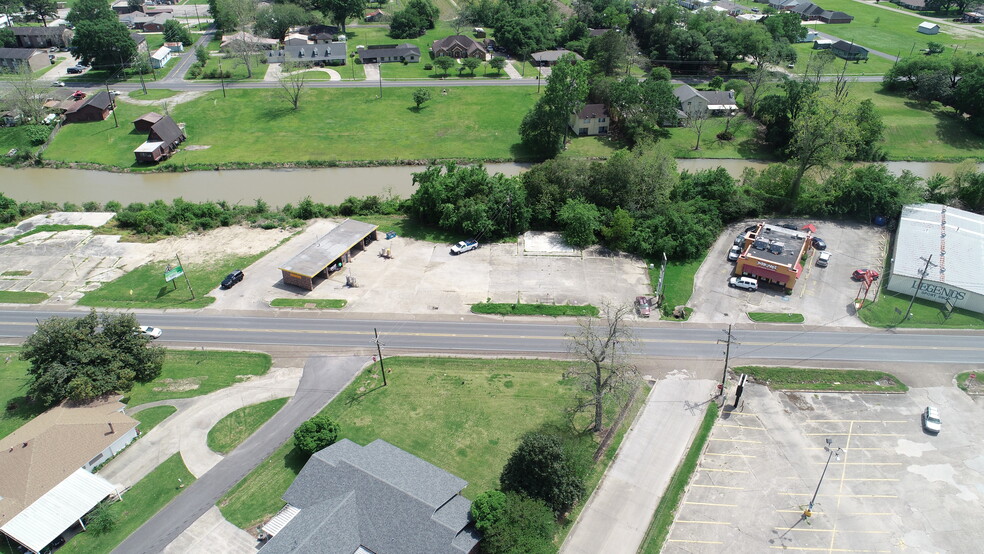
<box><xmin>748</xmin><ymin>312</ymin><xmax>804</xmax><ymax>323</ymax></box>
<box><xmin>652</xmin><ymin>256</ymin><xmax>705</xmax><ymax>321</ymax></box>
<box><xmin>0</xmin><ymin>291</ymin><xmax>49</xmax><ymax>304</ymax></box>
<box><xmin>638</xmin><ymin>401</ymin><xmax>719</xmax><ymax>554</ymax></box>
<box><xmin>471</xmin><ymin>302</ymin><xmax>599</xmax><ymax>317</ymax></box>
<box><xmin>270</xmin><ymin>298</ymin><xmax>347</xmax><ymax>309</ymax></box>
<box><xmin>857</xmin><ymin>287</ymin><xmax>984</xmax><ymax>329</ymax></box>
<box><xmin>207</xmin><ymin>398</ymin><xmax>288</xmax><ymax>455</ymax></box>
<box><xmin>736</xmin><ymin>366</ymin><xmax>908</xmax><ymax>392</ymax></box>
<box><xmin>131</xmin><ymin>405</ymin><xmax>177</xmax><ymax>435</ymax></box>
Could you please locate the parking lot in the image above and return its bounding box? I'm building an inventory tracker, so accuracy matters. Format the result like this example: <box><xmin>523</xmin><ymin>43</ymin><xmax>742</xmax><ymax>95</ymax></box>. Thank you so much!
<box><xmin>665</xmin><ymin>385</ymin><xmax>984</xmax><ymax>553</ymax></box>
<box><xmin>688</xmin><ymin>220</ymin><xmax>890</xmax><ymax>326</ymax></box>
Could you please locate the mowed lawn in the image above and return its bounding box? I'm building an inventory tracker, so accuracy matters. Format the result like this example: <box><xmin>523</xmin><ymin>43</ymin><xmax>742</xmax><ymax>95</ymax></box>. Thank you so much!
<box><xmin>0</xmin><ymin>346</ymin><xmax>45</xmax><ymax>440</ymax></box>
<box><xmin>45</xmin><ymin>87</ymin><xmax>536</xmax><ymax>167</ymax></box>
<box><xmin>803</xmin><ymin>0</ymin><xmax>984</xmax><ymax>56</ymax></box>
<box><xmin>124</xmin><ymin>350</ymin><xmax>272</xmax><ymax>406</ymax></box>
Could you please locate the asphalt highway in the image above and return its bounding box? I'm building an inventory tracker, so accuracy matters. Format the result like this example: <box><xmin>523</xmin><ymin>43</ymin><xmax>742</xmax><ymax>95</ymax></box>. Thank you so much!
<box><xmin>1</xmin><ymin>309</ymin><xmax>981</xmax><ymax>365</ymax></box>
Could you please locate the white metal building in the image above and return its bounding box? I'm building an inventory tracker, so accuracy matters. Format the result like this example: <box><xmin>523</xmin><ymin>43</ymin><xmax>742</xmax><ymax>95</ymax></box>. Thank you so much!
<box><xmin>888</xmin><ymin>204</ymin><xmax>984</xmax><ymax>314</ymax></box>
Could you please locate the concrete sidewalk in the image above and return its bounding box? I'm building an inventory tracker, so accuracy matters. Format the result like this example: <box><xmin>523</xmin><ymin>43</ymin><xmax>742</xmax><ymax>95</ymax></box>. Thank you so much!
<box><xmin>562</xmin><ymin>374</ymin><xmax>716</xmax><ymax>554</ymax></box>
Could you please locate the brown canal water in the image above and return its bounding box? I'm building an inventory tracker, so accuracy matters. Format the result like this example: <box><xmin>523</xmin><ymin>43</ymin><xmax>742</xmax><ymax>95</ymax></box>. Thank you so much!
<box><xmin>1</xmin><ymin>160</ymin><xmax>981</xmax><ymax>205</ymax></box>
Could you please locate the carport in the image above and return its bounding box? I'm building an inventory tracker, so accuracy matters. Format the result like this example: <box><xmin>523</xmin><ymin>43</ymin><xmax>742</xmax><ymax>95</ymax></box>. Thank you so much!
<box><xmin>278</xmin><ymin>219</ymin><xmax>378</xmax><ymax>290</ymax></box>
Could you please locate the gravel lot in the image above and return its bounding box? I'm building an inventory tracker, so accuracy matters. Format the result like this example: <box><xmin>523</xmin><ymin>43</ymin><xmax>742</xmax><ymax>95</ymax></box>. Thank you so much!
<box><xmin>665</xmin><ymin>385</ymin><xmax>984</xmax><ymax>553</ymax></box>
<box><xmin>687</xmin><ymin>220</ymin><xmax>890</xmax><ymax>326</ymax></box>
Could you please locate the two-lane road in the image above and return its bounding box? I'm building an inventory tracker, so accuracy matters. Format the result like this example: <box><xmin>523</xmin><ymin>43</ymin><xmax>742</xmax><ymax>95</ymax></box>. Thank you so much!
<box><xmin>1</xmin><ymin>309</ymin><xmax>981</xmax><ymax>365</ymax></box>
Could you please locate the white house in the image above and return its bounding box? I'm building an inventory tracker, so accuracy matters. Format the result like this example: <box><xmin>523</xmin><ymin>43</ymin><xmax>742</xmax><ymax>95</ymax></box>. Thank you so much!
<box><xmin>672</xmin><ymin>85</ymin><xmax>739</xmax><ymax>116</ymax></box>
<box><xmin>150</xmin><ymin>45</ymin><xmax>171</xmax><ymax>69</ymax></box>
<box><xmin>917</xmin><ymin>21</ymin><xmax>940</xmax><ymax>34</ymax></box>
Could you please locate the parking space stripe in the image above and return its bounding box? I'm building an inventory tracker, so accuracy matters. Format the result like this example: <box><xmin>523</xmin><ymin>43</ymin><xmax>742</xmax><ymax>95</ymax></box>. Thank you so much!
<box><xmin>841</xmin><ymin>478</ymin><xmax>900</xmax><ymax>482</ymax></box>
<box><xmin>807</xmin><ymin>420</ymin><xmax>907</xmax><ymax>424</ymax></box>
<box><xmin>699</xmin><ymin>468</ymin><xmax>748</xmax><ymax>473</ymax></box>
<box><xmin>705</xmin><ymin>452</ymin><xmax>756</xmax><ymax>458</ymax></box>
<box><xmin>847</xmin><ymin>512</ymin><xmax>893</xmax><ymax>516</ymax></box>
<box><xmin>668</xmin><ymin>539</ymin><xmax>725</xmax><ymax>544</ymax></box>
<box><xmin>815</xmin><ymin>462</ymin><xmax>901</xmax><ymax>466</ymax></box>
<box><xmin>769</xmin><ymin>547</ymin><xmax>890</xmax><ymax>552</ymax></box>
<box><xmin>780</xmin><ymin>493</ymin><xmax>898</xmax><ymax>498</ymax></box>
<box><xmin>805</xmin><ymin>433</ymin><xmax>903</xmax><ymax>437</ymax></box>
<box><xmin>675</xmin><ymin>520</ymin><xmax>732</xmax><ymax>525</ymax></box>
<box><xmin>709</xmin><ymin>438</ymin><xmax>762</xmax><ymax>443</ymax></box>
<box><xmin>806</xmin><ymin>447</ymin><xmax>891</xmax><ymax>451</ymax></box>
<box><xmin>685</xmin><ymin>501</ymin><xmax>738</xmax><ymax>507</ymax></box>
<box><xmin>720</xmin><ymin>423</ymin><xmax>766</xmax><ymax>430</ymax></box>
<box><xmin>693</xmin><ymin>484</ymin><xmax>745</xmax><ymax>490</ymax></box>
<box><xmin>774</xmin><ymin>528</ymin><xmax>889</xmax><ymax>534</ymax></box>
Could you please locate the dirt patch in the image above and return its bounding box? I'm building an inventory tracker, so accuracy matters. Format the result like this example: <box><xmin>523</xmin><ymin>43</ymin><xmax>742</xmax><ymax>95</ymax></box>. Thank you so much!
<box><xmin>153</xmin><ymin>377</ymin><xmax>202</xmax><ymax>392</ymax></box>
<box><xmin>117</xmin><ymin>90</ymin><xmax>208</xmax><ymax>107</ymax></box>
<box><xmin>184</xmin><ymin>145</ymin><xmax>211</xmax><ymax>151</ymax></box>
<box><xmin>149</xmin><ymin>225</ymin><xmax>294</xmax><ymax>265</ymax></box>
<box><xmin>783</xmin><ymin>392</ymin><xmax>815</xmax><ymax>411</ymax></box>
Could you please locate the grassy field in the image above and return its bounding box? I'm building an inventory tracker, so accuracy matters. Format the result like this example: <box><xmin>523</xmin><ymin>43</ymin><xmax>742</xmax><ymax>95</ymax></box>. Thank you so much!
<box><xmin>736</xmin><ymin>366</ymin><xmax>908</xmax><ymax>392</ymax></box>
<box><xmin>0</xmin><ymin>126</ymin><xmax>37</xmax><ymax>158</ymax></box>
<box><xmin>123</xmin><ymin>350</ymin><xmax>272</xmax><ymax>406</ymax></box>
<box><xmin>470</xmin><ymin>302</ymin><xmax>599</xmax><ymax>317</ymax></box>
<box><xmin>270</xmin><ymin>298</ymin><xmax>347</xmax><ymax>309</ymax></box>
<box><xmin>638</xmin><ymin>402</ymin><xmax>718</xmax><ymax>554</ymax></box>
<box><xmin>0</xmin><ymin>291</ymin><xmax>49</xmax><ymax>303</ymax></box>
<box><xmin>132</xmin><ymin>405</ymin><xmax>177</xmax><ymax>434</ymax></box>
<box><xmin>207</xmin><ymin>398</ymin><xmax>288</xmax><ymax>455</ymax></box>
<box><xmin>652</xmin><ymin>255</ymin><xmax>705</xmax><ymax>320</ymax></box>
<box><xmin>789</xmin><ymin>42</ymin><xmax>896</xmax><ymax>77</ymax></box>
<box><xmin>45</xmin><ymin>87</ymin><xmax>535</xmax><ymax>167</ymax></box>
<box><xmin>356</xmin><ymin>214</ymin><xmax>465</xmax><ymax>243</ymax></box>
<box><xmin>191</xmin><ymin>54</ymin><xmax>269</xmax><ymax>81</ymax></box>
<box><xmin>802</xmin><ymin>0</ymin><xmax>984</xmax><ymax>56</ymax></box>
<box><xmin>0</xmin><ymin>346</ymin><xmax>45</xmax><ymax>440</ymax></box>
<box><xmin>219</xmin><ymin>357</ymin><xmax>615</xmax><ymax>530</ymax></box>
<box><xmin>60</xmin><ymin>454</ymin><xmax>195</xmax><ymax>554</ymax></box>
<box><xmin>747</xmin><ymin>312</ymin><xmax>805</xmax><ymax>323</ymax></box>
<box><xmin>77</xmin><ymin>252</ymin><xmax>271</xmax><ymax>309</ymax></box>
<box><xmin>857</xmin><ymin>286</ymin><xmax>984</xmax><ymax>328</ymax></box>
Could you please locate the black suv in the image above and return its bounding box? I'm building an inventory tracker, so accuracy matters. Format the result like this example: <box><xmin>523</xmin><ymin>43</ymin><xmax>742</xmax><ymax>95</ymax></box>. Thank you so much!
<box><xmin>221</xmin><ymin>270</ymin><xmax>244</xmax><ymax>289</ymax></box>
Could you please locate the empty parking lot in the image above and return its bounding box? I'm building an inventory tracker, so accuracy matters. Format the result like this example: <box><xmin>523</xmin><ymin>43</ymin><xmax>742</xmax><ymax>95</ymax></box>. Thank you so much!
<box><xmin>665</xmin><ymin>385</ymin><xmax>984</xmax><ymax>553</ymax></box>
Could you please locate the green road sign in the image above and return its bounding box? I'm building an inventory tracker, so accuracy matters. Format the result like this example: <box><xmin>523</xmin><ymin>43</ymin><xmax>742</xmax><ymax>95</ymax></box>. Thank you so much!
<box><xmin>164</xmin><ymin>265</ymin><xmax>184</xmax><ymax>282</ymax></box>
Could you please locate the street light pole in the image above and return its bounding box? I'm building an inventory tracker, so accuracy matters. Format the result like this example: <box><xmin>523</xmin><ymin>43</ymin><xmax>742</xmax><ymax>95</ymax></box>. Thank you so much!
<box><xmin>804</xmin><ymin>438</ymin><xmax>842</xmax><ymax>518</ymax></box>
<box><xmin>903</xmin><ymin>254</ymin><xmax>936</xmax><ymax>322</ymax></box>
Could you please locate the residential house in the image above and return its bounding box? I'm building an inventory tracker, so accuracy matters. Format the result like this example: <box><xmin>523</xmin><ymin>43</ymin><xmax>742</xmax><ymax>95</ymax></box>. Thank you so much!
<box><xmin>131</xmin><ymin>33</ymin><xmax>149</xmax><ymax>54</ymax></box>
<box><xmin>673</xmin><ymin>85</ymin><xmax>739</xmax><ymax>116</ymax></box>
<box><xmin>269</xmin><ymin>40</ymin><xmax>347</xmax><ymax>66</ymax></box>
<box><xmin>831</xmin><ymin>40</ymin><xmax>868</xmax><ymax>61</ymax></box>
<box><xmin>819</xmin><ymin>10</ymin><xmax>853</xmax><ymax>23</ymax></box>
<box><xmin>813</xmin><ymin>38</ymin><xmax>835</xmax><ymax>49</ymax></box>
<box><xmin>133</xmin><ymin>114</ymin><xmax>185</xmax><ymax>163</ymax></box>
<box><xmin>569</xmin><ymin>104</ymin><xmax>610</xmax><ymax>136</ymax></box>
<box><xmin>258</xmin><ymin>439</ymin><xmax>481</xmax><ymax>553</ymax></box>
<box><xmin>220</xmin><ymin>32</ymin><xmax>278</xmax><ymax>52</ymax></box>
<box><xmin>768</xmin><ymin>0</ymin><xmax>800</xmax><ymax>10</ymax></box>
<box><xmin>801</xmin><ymin>29</ymin><xmax>820</xmax><ymax>42</ymax></box>
<box><xmin>357</xmin><ymin>43</ymin><xmax>420</xmax><ymax>64</ymax></box>
<box><xmin>737</xmin><ymin>12</ymin><xmax>767</xmax><ymax>21</ymax></box>
<box><xmin>917</xmin><ymin>21</ymin><xmax>940</xmax><ymax>34</ymax></box>
<box><xmin>143</xmin><ymin>13</ymin><xmax>173</xmax><ymax>32</ymax></box>
<box><xmin>149</xmin><ymin>46</ymin><xmax>171</xmax><ymax>69</ymax></box>
<box><xmin>0</xmin><ymin>397</ymin><xmax>137</xmax><ymax>554</ymax></box>
<box><xmin>792</xmin><ymin>2</ymin><xmax>853</xmax><ymax>22</ymax></box>
<box><xmin>288</xmin><ymin>24</ymin><xmax>340</xmax><ymax>39</ymax></box>
<box><xmin>962</xmin><ymin>12</ymin><xmax>984</xmax><ymax>22</ymax></box>
<box><xmin>132</xmin><ymin>111</ymin><xmax>164</xmax><ymax>132</ymax></box>
<box><xmin>531</xmin><ymin>49</ymin><xmax>583</xmax><ymax>66</ymax></box>
<box><xmin>432</xmin><ymin>35</ymin><xmax>487</xmax><ymax>59</ymax></box>
<box><xmin>164</xmin><ymin>41</ymin><xmax>184</xmax><ymax>52</ymax></box>
<box><xmin>64</xmin><ymin>91</ymin><xmax>113</xmax><ymax>124</ymax></box>
<box><xmin>119</xmin><ymin>12</ymin><xmax>152</xmax><ymax>28</ymax></box>
<box><xmin>0</xmin><ymin>48</ymin><xmax>48</xmax><ymax>73</ymax></box>
<box><xmin>365</xmin><ymin>9</ymin><xmax>386</xmax><ymax>22</ymax></box>
<box><xmin>715</xmin><ymin>1</ymin><xmax>751</xmax><ymax>15</ymax></box>
<box><xmin>12</xmin><ymin>26</ymin><xmax>73</xmax><ymax>49</ymax></box>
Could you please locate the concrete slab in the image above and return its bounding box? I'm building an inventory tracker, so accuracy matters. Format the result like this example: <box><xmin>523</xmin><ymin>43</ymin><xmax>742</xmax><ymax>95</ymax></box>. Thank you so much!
<box><xmin>162</xmin><ymin>506</ymin><xmax>258</xmax><ymax>554</ymax></box>
<box><xmin>562</xmin><ymin>374</ymin><xmax>717</xmax><ymax>554</ymax></box>
<box><xmin>523</xmin><ymin>231</ymin><xmax>579</xmax><ymax>255</ymax></box>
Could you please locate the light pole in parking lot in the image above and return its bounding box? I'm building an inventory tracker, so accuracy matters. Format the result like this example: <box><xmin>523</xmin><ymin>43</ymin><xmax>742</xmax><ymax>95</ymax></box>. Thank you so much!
<box><xmin>803</xmin><ymin>438</ymin><xmax>843</xmax><ymax>518</ymax></box>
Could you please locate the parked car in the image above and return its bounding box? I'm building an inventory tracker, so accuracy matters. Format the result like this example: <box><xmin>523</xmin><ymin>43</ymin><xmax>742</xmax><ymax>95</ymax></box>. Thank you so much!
<box><xmin>635</xmin><ymin>296</ymin><xmax>651</xmax><ymax>317</ymax></box>
<box><xmin>743</xmin><ymin>224</ymin><xmax>759</xmax><ymax>234</ymax></box>
<box><xmin>852</xmin><ymin>269</ymin><xmax>879</xmax><ymax>281</ymax></box>
<box><xmin>450</xmin><ymin>239</ymin><xmax>479</xmax><ymax>255</ymax></box>
<box><xmin>816</xmin><ymin>251</ymin><xmax>830</xmax><ymax>267</ymax></box>
<box><xmin>727</xmin><ymin>245</ymin><xmax>741</xmax><ymax>262</ymax></box>
<box><xmin>729</xmin><ymin>276</ymin><xmax>758</xmax><ymax>291</ymax></box>
<box><xmin>66</xmin><ymin>66</ymin><xmax>86</xmax><ymax>74</ymax></box>
<box><xmin>108</xmin><ymin>90</ymin><xmax>122</xmax><ymax>96</ymax></box>
<box><xmin>811</xmin><ymin>237</ymin><xmax>827</xmax><ymax>250</ymax></box>
<box><xmin>71</xmin><ymin>90</ymin><xmax>86</xmax><ymax>100</ymax></box>
<box><xmin>138</xmin><ymin>325</ymin><xmax>162</xmax><ymax>339</ymax></box>
<box><xmin>52</xmin><ymin>81</ymin><xmax>65</xmax><ymax>87</ymax></box>
<box><xmin>922</xmin><ymin>406</ymin><xmax>941</xmax><ymax>434</ymax></box>
<box><xmin>221</xmin><ymin>269</ymin><xmax>245</xmax><ymax>288</ymax></box>
<box><xmin>781</xmin><ymin>223</ymin><xmax>798</xmax><ymax>230</ymax></box>
<box><xmin>734</xmin><ymin>234</ymin><xmax>745</xmax><ymax>246</ymax></box>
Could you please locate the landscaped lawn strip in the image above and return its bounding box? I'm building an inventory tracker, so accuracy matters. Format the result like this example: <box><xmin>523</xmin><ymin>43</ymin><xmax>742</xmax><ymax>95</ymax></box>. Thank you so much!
<box><xmin>471</xmin><ymin>302</ymin><xmax>600</xmax><ymax>317</ymax></box>
<box><xmin>857</xmin><ymin>286</ymin><xmax>984</xmax><ymax>328</ymax></box>
<box><xmin>220</xmin><ymin>357</ymin><xmax>629</xmax><ymax>531</ymax></box>
<box><xmin>270</xmin><ymin>298</ymin><xmax>347</xmax><ymax>309</ymax></box>
<box><xmin>131</xmin><ymin>405</ymin><xmax>177</xmax><ymax>434</ymax></box>
<box><xmin>735</xmin><ymin>366</ymin><xmax>908</xmax><ymax>392</ymax></box>
<box><xmin>60</xmin><ymin>453</ymin><xmax>195</xmax><ymax>554</ymax></box>
<box><xmin>747</xmin><ymin>312</ymin><xmax>805</xmax><ymax>323</ymax></box>
<box><xmin>0</xmin><ymin>291</ymin><xmax>49</xmax><ymax>304</ymax></box>
<box><xmin>124</xmin><ymin>350</ymin><xmax>272</xmax><ymax>406</ymax></box>
<box><xmin>0</xmin><ymin>346</ymin><xmax>45</xmax><ymax>440</ymax></box>
<box><xmin>207</xmin><ymin>398</ymin><xmax>288</xmax><ymax>455</ymax></box>
<box><xmin>653</xmin><ymin>255</ymin><xmax>705</xmax><ymax>320</ymax></box>
<box><xmin>77</xmin><ymin>252</ymin><xmax>270</xmax><ymax>309</ymax></box>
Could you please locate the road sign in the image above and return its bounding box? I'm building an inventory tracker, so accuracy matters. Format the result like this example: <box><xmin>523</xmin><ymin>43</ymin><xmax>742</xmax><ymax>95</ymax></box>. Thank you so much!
<box><xmin>164</xmin><ymin>265</ymin><xmax>184</xmax><ymax>282</ymax></box>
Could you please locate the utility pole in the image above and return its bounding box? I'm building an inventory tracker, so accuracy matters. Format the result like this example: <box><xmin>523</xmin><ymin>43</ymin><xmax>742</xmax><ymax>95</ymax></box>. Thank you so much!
<box><xmin>903</xmin><ymin>255</ymin><xmax>936</xmax><ymax>322</ymax></box>
<box><xmin>804</xmin><ymin>438</ymin><xmax>842</xmax><ymax>518</ymax></box>
<box><xmin>716</xmin><ymin>325</ymin><xmax>737</xmax><ymax>404</ymax></box>
<box><xmin>105</xmin><ymin>82</ymin><xmax>118</xmax><ymax>128</ymax></box>
<box><xmin>175</xmin><ymin>254</ymin><xmax>195</xmax><ymax>299</ymax></box>
<box><xmin>374</xmin><ymin>328</ymin><xmax>387</xmax><ymax>386</ymax></box>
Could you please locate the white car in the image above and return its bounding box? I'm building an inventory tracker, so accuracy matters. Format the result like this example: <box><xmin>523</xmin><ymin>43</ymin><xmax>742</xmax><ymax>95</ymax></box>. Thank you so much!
<box><xmin>729</xmin><ymin>276</ymin><xmax>758</xmax><ymax>291</ymax></box>
<box><xmin>922</xmin><ymin>406</ymin><xmax>941</xmax><ymax>434</ymax></box>
<box><xmin>138</xmin><ymin>325</ymin><xmax>163</xmax><ymax>339</ymax></box>
<box><xmin>450</xmin><ymin>239</ymin><xmax>479</xmax><ymax>255</ymax></box>
<box><xmin>727</xmin><ymin>245</ymin><xmax>741</xmax><ymax>262</ymax></box>
<box><xmin>52</xmin><ymin>81</ymin><xmax>66</xmax><ymax>87</ymax></box>
<box><xmin>108</xmin><ymin>90</ymin><xmax>122</xmax><ymax>96</ymax></box>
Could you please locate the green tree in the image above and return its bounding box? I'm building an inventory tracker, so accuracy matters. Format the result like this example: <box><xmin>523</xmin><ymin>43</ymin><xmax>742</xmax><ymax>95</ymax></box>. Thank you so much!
<box><xmin>0</xmin><ymin>27</ymin><xmax>14</xmax><ymax>48</ymax></box>
<box><xmin>195</xmin><ymin>44</ymin><xmax>211</xmax><ymax>66</ymax></box>
<box><xmin>519</xmin><ymin>53</ymin><xmax>588</xmax><ymax>158</ymax></box>
<box><xmin>557</xmin><ymin>198</ymin><xmax>600</xmax><ymax>247</ymax></box>
<box><xmin>763</xmin><ymin>12</ymin><xmax>807</xmax><ymax>43</ymax></box>
<box><xmin>20</xmin><ymin>311</ymin><xmax>165</xmax><ymax>407</ymax></box>
<box><xmin>587</xmin><ymin>29</ymin><xmax>630</xmax><ymax>77</ymax></box>
<box><xmin>412</xmin><ymin>87</ymin><xmax>431</xmax><ymax>109</ymax></box>
<box><xmin>708</xmin><ymin>76</ymin><xmax>724</xmax><ymax>90</ymax></box>
<box><xmin>433</xmin><ymin>55</ymin><xmax>454</xmax><ymax>76</ymax></box>
<box><xmin>292</xmin><ymin>414</ymin><xmax>340</xmax><ymax>455</ymax></box>
<box><xmin>23</xmin><ymin>0</ymin><xmax>57</xmax><ymax>26</ymax></box>
<box><xmin>851</xmin><ymin>99</ymin><xmax>885</xmax><ymax>161</ymax></box>
<box><xmin>952</xmin><ymin>161</ymin><xmax>984</xmax><ymax>213</ymax></box>
<box><xmin>786</xmin><ymin>93</ymin><xmax>861</xmax><ymax>207</ymax></box>
<box><xmin>255</xmin><ymin>3</ymin><xmax>310</xmax><ymax>39</ymax></box>
<box><xmin>470</xmin><ymin>490</ymin><xmax>507</xmax><ymax>533</ymax></box>
<box><xmin>163</xmin><ymin>19</ymin><xmax>194</xmax><ymax>47</ymax></box>
<box><xmin>601</xmin><ymin>207</ymin><xmax>634</xmax><ymax>251</ymax></box>
<box><xmin>499</xmin><ymin>432</ymin><xmax>585</xmax><ymax>515</ymax></box>
<box><xmin>313</xmin><ymin>0</ymin><xmax>365</xmax><ymax>33</ymax></box>
<box><xmin>71</xmin><ymin>18</ymin><xmax>138</xmax><ymax>69</ymax></box>
<box><xmin>462</xmin><ymin>56</ymin><xmax>481</xmax><ymax>75</ymax></box>
<box><xmin>85</xmin><ymin>501</ymin><xmax>117</xmax><ymax>535</ymax></box>
<box><xmin>481</xmin><ymin>493</ymin><xmax>557</xmax><ymax>554</ymax></box>
<box><xmin>389</xmin><ymin>7</ymin><xmax>428</xmax><ymax>38</ymax></box>
<box><xmin>489</xmin><ymin>56</ymin><xmax>506</xmax><ymax>74</ymax></box>
<box><xmin>68</xmin><ymin>0</ymin><xmax>116</xmax><ymax>26</ymax></box>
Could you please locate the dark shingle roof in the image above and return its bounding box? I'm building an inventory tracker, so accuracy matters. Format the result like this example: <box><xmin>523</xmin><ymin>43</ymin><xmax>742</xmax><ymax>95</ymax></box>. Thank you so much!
<box><xmin>432</xmin><ymin>35</ymin><xmax>485</xmax><ymax>56</ymax></box>
<box><xmin>531</xmin><ymin>49</ymin><xmax>583</xmax><ymax>63</ymax></box>
<box><xmin>12</xmin><ymin>26</ymin><xmax>67</xmax><ymax>36</ymax></box>
<box><xmin>69</xmin><ymin>91</ymin><xmax>112</xmax><ymax>113</ymax></box>
<box><xmin>575</xmin><ymin>103</ymin><xmax>608</xmax><ymax>119</ymax></box>
<box><xmin>133</xmin><ymin>112</ymin><xmax>164</xmax><ymax>126</ymax></box>
<box><xmin>358</xmin><ymin>43</ymin><xmax>420</xmax><ymax>60</ymax></box>
<box><xmin>262</xmin><ymin>439</ymin><xmax>480</xmax><ymax>554</ymax></box>
<box><xmin>131</xmin><ymin>33</ymin><xmax>147</xmax><ymax>45</ymax></box>
<box><xmin>148</xmin><ymin>115</ymin><xmax>183</xmax><ymax>144</ymax></box>
<box><xmin>0</xmin><ymin>48</ymin><xmax>44</xmax><ymax>60</ymax></box>
<box><xmin>832</xmin><ymin>40</ymin><xmax>866</xmax><ymax>53</ymax></box>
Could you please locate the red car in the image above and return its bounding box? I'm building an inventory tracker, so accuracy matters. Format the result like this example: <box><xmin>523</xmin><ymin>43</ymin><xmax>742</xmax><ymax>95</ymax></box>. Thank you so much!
<box><xmin>852</xmin><ymin>269</ymin><xmax>880</xmax><ymax>281</ymax></box>
<box><xmin>635</xmin><ymin>296</ymin><xmax>651</xmax><ymax>318</ymax></box>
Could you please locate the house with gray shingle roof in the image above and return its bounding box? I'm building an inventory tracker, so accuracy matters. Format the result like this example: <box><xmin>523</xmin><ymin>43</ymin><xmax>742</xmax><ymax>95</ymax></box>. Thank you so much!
<box><xmin>261</xmin><ymin>439</ymin><xmax>481</xmax><ymax>553</ymax></box>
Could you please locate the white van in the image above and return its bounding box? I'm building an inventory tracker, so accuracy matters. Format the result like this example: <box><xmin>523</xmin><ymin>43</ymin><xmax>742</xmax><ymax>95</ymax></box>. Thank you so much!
<box><xmin>729</xmin><ymin>276</ymin><xmax>758</xmax><ymax>291</ymax></box>
<box><xmin>816</xmin><ymin>252</ymin><xmax>830</xmax><ymax>267</ymax></box>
